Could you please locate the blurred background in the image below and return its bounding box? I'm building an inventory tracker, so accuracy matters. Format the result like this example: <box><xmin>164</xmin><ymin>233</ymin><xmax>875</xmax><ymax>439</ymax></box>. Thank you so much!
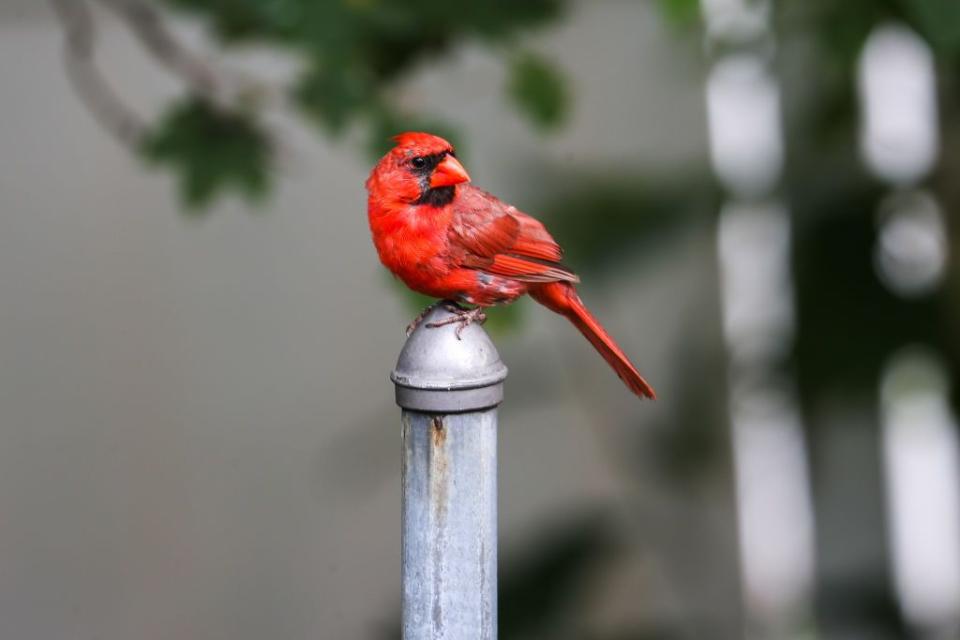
<box><xmin>1</xmin><ymin>0</ymin><xmax>959</xmax><ymax>638</ymax></box>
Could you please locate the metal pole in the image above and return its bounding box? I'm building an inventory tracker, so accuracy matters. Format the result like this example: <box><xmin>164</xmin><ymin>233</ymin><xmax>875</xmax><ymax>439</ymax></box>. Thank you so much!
<box><xmin>392</xmin><ymin>304</ymin><xmax>507</xmax><ymax>640</ymax></box>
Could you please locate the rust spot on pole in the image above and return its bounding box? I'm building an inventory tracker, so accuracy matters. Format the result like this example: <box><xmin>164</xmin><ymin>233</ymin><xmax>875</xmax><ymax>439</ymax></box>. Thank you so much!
<box><xmin>430</xmin><ymin>415</ymin><xmax>448</xmax><ymax>523</ymax></box>
<box><xmin>431</xmin><ymin>415</ymin><xmax>446</xmax><ymax>447</ymax></box>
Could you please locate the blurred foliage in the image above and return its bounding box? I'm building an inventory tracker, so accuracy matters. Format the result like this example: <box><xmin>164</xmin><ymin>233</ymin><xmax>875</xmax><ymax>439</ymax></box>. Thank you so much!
<box><xmin>145</xmin><ymin>0</ymin><xmax>568</xmax><ymax>205</ymax></box>
<box><xmin>143</xmin><ymin>97</ymin><xmax>271</xmax><ymax>208</ymax></box>
<box><xmin>507</xmin><ymin>51</ymin><xmax>570</xmax><ymax>130</ymax></box>
<box><xmin>655</xmin><ymin>0</ymin><xmax>701</xmax><ymax>28</ymax></box>
<box><xmin>780</xmin><ymin>0</ymin><xmax>960</xmax><ymax>69</ymax></box>
<box><xmin>772</xmin><ymin>1</ymin><xmax>960</xmax><ymax>631</ymax></box>
<box><xmin>771</xmin><ymin>0</ymin><xmax>960</xmax><ymax>412</ymax></box>
<box><xmin>788</xmin><ymin>161</ymin><xmax>945</xmax><ymax>403</ymax></box>
<box><xmin>903</xmin><ymin>0</ymin><xmax>960</xmax><ymax>54</ymax></box>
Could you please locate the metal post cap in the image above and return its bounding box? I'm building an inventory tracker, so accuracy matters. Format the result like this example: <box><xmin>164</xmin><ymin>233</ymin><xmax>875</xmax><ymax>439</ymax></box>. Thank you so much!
<box><xmin>391</xmin><ymin>305</ymin><xmax>508</xmax><ymax>413</ymax></box>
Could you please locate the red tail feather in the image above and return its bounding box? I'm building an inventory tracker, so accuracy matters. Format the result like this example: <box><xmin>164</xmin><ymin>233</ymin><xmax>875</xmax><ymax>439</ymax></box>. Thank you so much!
<box><xmin>530</xmin><ymin>282</ymin><xmax>656</xmax><ymax>399</ymax></box>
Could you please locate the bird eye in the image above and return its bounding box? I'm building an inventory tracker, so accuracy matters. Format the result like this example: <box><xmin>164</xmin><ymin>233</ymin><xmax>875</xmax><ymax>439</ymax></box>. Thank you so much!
<box><xmin>411</xmin><ymin>157</ymin><xmax>427</xmax><ymax>169</ymax></box>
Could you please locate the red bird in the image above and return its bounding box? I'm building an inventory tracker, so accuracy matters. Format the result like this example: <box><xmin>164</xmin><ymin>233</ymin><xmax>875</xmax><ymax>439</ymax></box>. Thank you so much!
<box><xmin>366</xmin><ymin>132</ymin><xmax>655</xmax><ymax>399</ymax></box>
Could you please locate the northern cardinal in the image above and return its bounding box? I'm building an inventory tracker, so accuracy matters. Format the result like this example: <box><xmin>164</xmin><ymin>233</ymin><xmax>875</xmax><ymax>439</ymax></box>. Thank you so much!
<box><xmin>366</xmin><ymin>132</ymin><xmax>655</xmax><ymax>399</ymax></box>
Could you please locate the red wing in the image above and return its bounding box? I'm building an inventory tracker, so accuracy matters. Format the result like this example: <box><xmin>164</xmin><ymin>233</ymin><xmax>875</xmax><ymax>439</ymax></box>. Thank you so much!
<box><xmin>512</xmin><ymin>213</ymin><xmax>564</xmax><ymax>262</ymax></box>
<box><xmin>450</xmin><ymin>186</ymin><xmax>578</xmax><ymax>283</ymax></box>
<box><xmin>484</xmin><ymin>254</ymin><xmax>579</xmax><ymax>283</ymax></box>
<box><xmin>453</xmin><ymin>212</ymin><xmax>521</xmax><ymax>260</ymax></box>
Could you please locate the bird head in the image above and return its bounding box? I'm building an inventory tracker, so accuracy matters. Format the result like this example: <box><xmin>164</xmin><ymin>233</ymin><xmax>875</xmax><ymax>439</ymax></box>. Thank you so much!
<box><xmin>366</xmin><ymin>132</ymin><xmax>471</xmax><ymax>207</ymax></box>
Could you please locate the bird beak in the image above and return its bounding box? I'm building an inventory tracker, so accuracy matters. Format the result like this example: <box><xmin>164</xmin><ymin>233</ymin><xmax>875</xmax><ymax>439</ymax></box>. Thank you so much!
<box><xmin>430</xmin><ymin>155</ymin><xmax>470</xmax><ymax>188</ymax></box>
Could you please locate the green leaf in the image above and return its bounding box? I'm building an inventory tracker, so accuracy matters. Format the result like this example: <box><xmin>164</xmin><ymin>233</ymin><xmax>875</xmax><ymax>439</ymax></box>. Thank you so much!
<box><xmin>294</xmin><ymin>63</ymin><xmax>376</xmax><ymax>133</ymax></box>
<box><xmin>141</xmin><ymin>98</ymin><xmax>271</xmax><ymax>210</ymax></box>
<box><xmin>902</xmin><ymin>0</ymin><xmax>960</xmax><ymax>54</ymax></box>
<box><xmin>147</xmin><ymin>0</ymin><xmax>569</xmax><ymax>210</ymax></box>
<box><xmin>507</xmin><ymin>52</ymin><xmax>569</xmax><ymax>131</ymax></box>
<box><xmin>656</xmin><ymin>0</ymin><xmax>701</xmax><ymax>27</ymax></box>
<box><xmin>162</xmin><ymin>0</ymin><xmax>292</xmax><ymax>42</ymax></box>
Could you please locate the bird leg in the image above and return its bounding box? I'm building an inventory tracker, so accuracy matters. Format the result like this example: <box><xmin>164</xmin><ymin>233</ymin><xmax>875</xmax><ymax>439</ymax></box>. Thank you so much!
<box><xmin>426</xmin><ymin>301</ymin><xmax>487</xmax><ymax>340</ymax></box>
<box><xmin>406</xmin><ymin>300</ymin><xmax>445</xmax><ymax>336</ymax></box>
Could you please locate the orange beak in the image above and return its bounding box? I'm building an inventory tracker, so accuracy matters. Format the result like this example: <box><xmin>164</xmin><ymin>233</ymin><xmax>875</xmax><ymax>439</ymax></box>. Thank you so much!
<box><xmin>430</xmin><ymin>155</ymin><xmax>471</xmax><ymax>188</ymax></box>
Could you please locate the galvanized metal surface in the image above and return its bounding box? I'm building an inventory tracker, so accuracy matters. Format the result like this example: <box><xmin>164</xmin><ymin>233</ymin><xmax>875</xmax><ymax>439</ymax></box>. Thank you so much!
<box><xmin>394</xmin><ymin>304</ymin><xmax>503</xmax><ymax>639</ymax></box>
<box><xmin>401</xmin><ymin>411</ymin><xmax>498</xmax><ymax>640</ymax></box>
<box><xmin>392</xmin><ymin>305</ymin><xmax>508</xmax><ymax>413</ymax></box>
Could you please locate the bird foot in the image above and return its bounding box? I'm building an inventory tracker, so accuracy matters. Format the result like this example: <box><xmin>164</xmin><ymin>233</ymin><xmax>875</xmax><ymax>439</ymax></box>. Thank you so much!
<box><xmin>425</xmin><ymin>302</ymin><xmax>487</xmax><ymax>340</ymax></box>
<box><xmin>406</xmin><ymin>302</ymin><xmax>438</xmax><ymax>337</ymax></box>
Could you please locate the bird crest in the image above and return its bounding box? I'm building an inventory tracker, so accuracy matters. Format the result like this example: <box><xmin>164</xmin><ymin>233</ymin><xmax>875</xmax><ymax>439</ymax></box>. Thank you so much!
<box><xmin>391</xmin><ymin>131</ymin><xmax>453</xmax><ymax>154</ymax></box>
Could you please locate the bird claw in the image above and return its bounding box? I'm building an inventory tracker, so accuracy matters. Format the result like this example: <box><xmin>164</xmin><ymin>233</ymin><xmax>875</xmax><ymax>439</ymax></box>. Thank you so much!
<box><xmin>406</xmin><ymin>301</ymin><xmax>443</xmax><ymax>336</ymax></box>
<box><xmin>425</xmin><ymin>303</ymin><xmax>487</xmax><ymax>340</ymax></box>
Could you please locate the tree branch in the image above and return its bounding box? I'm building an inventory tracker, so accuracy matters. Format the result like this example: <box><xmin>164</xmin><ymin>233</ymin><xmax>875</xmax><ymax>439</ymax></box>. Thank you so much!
<box><xmin>51</xmin><ymin>0</ymin><xmax>296</xmax><ymax>185</ymax></box>
<box><xmin>50</xmin><ymin>0</ymin><xmax>146</xmax><ymax>147</ymax></box>
<box><xmin>95</xmin><ymin>0</ymin><xmax>221</xmax><ymax>100</ymax></box>
<box><xmin>95</xmin><ymin>0</ymin><xmax>284</xmax><ymax>109</ymax></box>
